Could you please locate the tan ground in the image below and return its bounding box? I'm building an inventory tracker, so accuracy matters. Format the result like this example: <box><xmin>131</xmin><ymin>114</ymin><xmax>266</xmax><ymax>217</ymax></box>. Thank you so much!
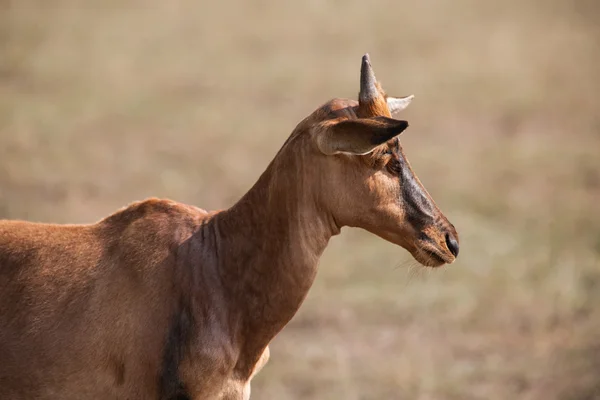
<box><xmin>1</xmin><ymin>0</ymin><xmax>599</xmax><ymax>398</ymax></box>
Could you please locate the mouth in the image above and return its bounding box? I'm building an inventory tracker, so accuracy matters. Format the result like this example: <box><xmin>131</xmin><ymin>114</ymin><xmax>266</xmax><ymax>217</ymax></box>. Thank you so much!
<box><xmin>414</xmin><ymin>245</ymin><xmax>454</xmax><ymax>268</ymax></box>
<box><xmin>376</xmin><ymin>230</ymin><xmax>456</xmax><ymax>268</ymax></box>
<box><xmin>422</xmin><ymin>249</ymin><xmax>446</xmax><ymax>265</ymax></box>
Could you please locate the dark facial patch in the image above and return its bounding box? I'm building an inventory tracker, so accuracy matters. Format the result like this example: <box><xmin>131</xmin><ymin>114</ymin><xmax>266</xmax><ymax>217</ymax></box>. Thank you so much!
<box><xmin>389</xmin><ymin>140</ymin><xmax>436</xmax><ymax>231</ymax></box>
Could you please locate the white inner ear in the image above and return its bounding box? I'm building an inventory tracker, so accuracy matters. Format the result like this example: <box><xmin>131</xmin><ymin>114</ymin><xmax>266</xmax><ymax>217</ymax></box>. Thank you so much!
<box><xmin>387</xmin><ymin>95</ymin><xmax>414</xmax><ymax>114</ymax></box>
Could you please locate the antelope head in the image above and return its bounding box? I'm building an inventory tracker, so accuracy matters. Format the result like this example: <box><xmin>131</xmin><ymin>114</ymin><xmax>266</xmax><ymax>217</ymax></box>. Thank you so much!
<box><xmin>297</xmin><ymin>54</ymin><xmax>459</xmax><ymax>267</ymax></box>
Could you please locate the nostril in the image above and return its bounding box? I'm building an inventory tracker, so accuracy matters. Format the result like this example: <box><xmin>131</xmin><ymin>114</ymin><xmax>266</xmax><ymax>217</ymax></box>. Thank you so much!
<box><xmin>445</xmin><ymin>233</ymin><xmax>459</xmax><ymax>257</ymax></box>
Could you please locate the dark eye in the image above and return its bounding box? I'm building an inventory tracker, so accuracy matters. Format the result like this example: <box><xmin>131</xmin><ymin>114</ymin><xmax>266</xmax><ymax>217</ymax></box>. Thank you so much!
<box><xmin>386</xmin><ymin>158</ymin><xmax>402</xmax><ymax>174</ymax></box>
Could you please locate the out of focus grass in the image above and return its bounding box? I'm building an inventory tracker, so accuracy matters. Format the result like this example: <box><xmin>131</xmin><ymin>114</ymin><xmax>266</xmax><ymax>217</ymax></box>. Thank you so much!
<box><xmin>1</xmin><ymin>1</ymin><xmax>599</xmax><ymax>398</ymax></box>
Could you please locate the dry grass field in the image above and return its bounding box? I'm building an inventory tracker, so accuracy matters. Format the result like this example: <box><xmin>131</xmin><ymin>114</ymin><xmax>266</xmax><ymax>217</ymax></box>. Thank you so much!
<box><xmin>1</xmin><ymin>0</ymin><xmax>600</xmax><ymax>398</ymax></box>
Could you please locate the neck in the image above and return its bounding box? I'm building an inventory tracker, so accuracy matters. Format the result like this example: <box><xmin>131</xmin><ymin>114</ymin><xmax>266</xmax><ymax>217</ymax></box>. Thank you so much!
<box><xmin>210</xmin><ymin>135</ymin><xmax>339</xmax><ymax>368</ymax></box>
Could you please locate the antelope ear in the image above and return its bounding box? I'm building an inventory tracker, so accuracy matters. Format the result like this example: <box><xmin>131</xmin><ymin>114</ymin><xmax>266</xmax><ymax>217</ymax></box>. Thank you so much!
<box><xmin>387</xmin><ymin>95</ymin><xmax>414</xmax><ymax>114</ymax></box>
<box><xmin>316</xmin><ymin>116</ymin><xmax>409</xmax><ymax>155</ymax></box>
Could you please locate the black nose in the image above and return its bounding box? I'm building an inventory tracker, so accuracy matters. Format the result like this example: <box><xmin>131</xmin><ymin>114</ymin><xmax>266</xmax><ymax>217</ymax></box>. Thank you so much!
<box><xmin>445</xmin><ymin>232</ymin><xmax>459</xmax><ymax>257</ymax></box>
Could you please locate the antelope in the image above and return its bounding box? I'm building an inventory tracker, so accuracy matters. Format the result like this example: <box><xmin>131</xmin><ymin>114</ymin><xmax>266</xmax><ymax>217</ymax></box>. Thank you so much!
<box><xmin>0</xmin><ymin>54</ymin><xmax>459</xmax><ymax>400</ymax></box>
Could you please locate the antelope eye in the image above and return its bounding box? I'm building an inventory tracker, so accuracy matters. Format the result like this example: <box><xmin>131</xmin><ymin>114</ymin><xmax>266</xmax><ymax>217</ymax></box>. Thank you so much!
<box><xmin>386</xmin><ymin>158</ymin><xmax>402</xmax><ymax>174</ymax></box>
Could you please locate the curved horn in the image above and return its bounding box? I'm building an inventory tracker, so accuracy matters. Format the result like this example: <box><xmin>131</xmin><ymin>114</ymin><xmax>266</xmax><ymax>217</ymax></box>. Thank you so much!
<box><xmin>387</xmin><ymin>95</ymin><xmax>415</xmax><ymax>114</ymax></box>
<box><xmin>359</xmin><ymin>53</ymin><xmax>379</xmax><ymax>103</ymax></box>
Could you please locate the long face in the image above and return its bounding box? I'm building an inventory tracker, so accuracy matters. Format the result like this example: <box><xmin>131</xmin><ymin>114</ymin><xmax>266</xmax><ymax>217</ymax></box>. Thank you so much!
<box><xmin>308</xmin><ymin>54</ymin><xmax>459</xmax><ymax>267</ymax></box>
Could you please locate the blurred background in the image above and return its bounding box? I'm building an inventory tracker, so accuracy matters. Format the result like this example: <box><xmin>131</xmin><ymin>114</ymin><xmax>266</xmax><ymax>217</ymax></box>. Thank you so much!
<box><xmin>1</xmin><ymin>0</ymin><xmax>599</xmax><ymax>398</ymax></box>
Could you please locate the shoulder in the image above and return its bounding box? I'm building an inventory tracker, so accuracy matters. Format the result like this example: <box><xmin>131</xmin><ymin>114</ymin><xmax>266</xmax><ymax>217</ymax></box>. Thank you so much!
<box><xmin>96</xmin><ymin>198</ymin><xmax>212</xmax><ymax>244</ymax></box>
<box><xmin>101</xmin><ymin>198</ymin><xmax>208</xmax><ymax>222</ymax></box>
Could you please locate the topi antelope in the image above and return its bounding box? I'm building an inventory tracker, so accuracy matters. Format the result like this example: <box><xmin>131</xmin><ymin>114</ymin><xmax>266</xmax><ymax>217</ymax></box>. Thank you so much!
<box><xmin>0</xmin><ymin>54</ymin><xmax>459</xmax><ymax>400</ymax></box>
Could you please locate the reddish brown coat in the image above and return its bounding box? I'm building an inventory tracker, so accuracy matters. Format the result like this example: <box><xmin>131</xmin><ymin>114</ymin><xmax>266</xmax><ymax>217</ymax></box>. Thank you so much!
<box><xmin>0</xmin><ymin>55</ymin><xmax>458</xmax><ymax>400</ymax></box>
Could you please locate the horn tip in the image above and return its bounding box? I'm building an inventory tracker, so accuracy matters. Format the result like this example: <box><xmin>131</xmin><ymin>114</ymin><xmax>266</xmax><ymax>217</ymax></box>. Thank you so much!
<box><xmin>362</xmin><ymin>53</ymin><xmax>371</xmax><ymax>65</ymax></box>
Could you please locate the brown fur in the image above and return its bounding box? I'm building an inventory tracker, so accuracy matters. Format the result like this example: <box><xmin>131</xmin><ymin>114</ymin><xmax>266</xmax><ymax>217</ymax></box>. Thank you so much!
<box><xmin>356</xmin><ymin>82</ymin><xmax>392</xmax><ymax>118</ymax></box>
<box><xmin>0</xmin><ymin>57</ymin><xmax>458</xmax><ymax>399</ymax></box>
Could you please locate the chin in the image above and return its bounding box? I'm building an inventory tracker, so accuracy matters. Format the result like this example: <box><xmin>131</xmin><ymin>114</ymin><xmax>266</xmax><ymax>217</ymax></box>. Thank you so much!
<box><xmin>414</xmin><ymin>254</ymin><xmax>446</xmax><ymax>268</ymax></box>
<box><xmin>410</xmin><ymin>247</ymin><xmax>453</xmax><ymax>268</ymax></box>
<box><xmin>377</xmin><ymin>231</ymin><xmax>453</xmax><ymax>268</ymax></box>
